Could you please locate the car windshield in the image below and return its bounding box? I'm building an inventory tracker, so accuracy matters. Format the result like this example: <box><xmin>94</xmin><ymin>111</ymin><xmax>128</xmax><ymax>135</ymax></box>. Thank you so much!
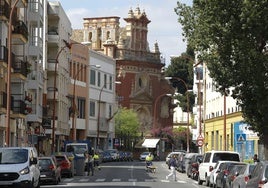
<box><xmin>212</xmin><ymin>153</ymin><xmax>240</xmax><ymax>163</ymax></box>
<box><xmin>0</xmin><ymin>148</ymin><xmax>28</xmax><ymax>164</ymax></box>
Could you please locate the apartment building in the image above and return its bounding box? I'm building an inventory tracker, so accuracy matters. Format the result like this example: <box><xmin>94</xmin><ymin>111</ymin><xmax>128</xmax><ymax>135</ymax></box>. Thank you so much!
<box><xmin>203</xmin><ymin>63</ymin><xmax>259</xmax><ymax>160</ymax></box>
<box><xmin>45</xmin><ymin>1</ymin><xmax>72</xmax><ymax>153</ymax></box>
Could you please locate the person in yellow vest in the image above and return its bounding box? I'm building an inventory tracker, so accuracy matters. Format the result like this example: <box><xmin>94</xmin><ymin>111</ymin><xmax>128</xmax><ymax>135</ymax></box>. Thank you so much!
<box><xmin>145</xmin><ymin>152</ymin><xmax>153</xmax><ymax>167</ymax></box>
<box><xmin>93</xmin><ymin>152</ymin><xmax>101</xmax><ymax>170</ymax></box>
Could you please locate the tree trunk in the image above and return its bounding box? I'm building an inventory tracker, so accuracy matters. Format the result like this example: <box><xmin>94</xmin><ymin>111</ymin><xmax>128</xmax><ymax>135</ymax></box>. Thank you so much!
<box><xmin>258</xmin><ymin>134</ymin><xmax>268</xmax><ymax>161</ymax></box>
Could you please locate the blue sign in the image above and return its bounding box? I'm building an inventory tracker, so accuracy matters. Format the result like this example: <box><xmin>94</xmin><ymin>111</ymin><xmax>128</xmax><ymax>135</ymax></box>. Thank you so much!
<box><xmin>236</xmin><ymin>133</ymin><xmax>246</xmax><ymax>142</ymax></box>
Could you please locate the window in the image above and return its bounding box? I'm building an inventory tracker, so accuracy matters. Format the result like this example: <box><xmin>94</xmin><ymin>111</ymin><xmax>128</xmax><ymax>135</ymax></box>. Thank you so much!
<box><xmin>97</xmin><ymin>72</ymin><xmax>101</xmax><ymax>87</ymax></box>
<box><xmin>109</xmin><ymin>105</ymin><xmax>112</xmax><ymax>118</ymax></box>
<box><xmin>77</xmin><ymin>98</ymin><xmax>85</xmax><ymax>119</ymax></box>
<box><xmin>104</xmin><ymin>74</ymin><xmax>107</xmax><ymax>88</ymax></box>
<box><xmin>89</xmin><ymin>101</ymin><xmax>95</xmax><ymax>117</ymax></box>
<box><xmin>90</xmin><ymin>70</ymin><xmax>96</xmax><ymax>85</ymax></box>
<box><xmin>109</xmin><ymin>76</ymin><xmax>112</xmax><ymax>90</ymax></box>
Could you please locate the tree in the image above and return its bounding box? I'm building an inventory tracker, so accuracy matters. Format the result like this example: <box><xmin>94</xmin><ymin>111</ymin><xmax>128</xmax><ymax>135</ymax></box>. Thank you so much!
<box><xmin>115</xmin><ymin>108</ymin><xmax>140</xmax><ymax>149</ymax></box>
<box><xmin>175</xmin><ymin>0</ymin><xmax>268</xmax><ymax>156</ymax></box>
<box><xmin>165</xmin><ymin>45</ymin><xmax>195</xmax><ymax>112</ymax></box>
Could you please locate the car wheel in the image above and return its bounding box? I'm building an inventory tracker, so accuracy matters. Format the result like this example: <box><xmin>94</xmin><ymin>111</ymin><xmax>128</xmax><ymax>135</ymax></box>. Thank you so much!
<box><xmin>205</xmin><ymin>176</ymin><xmax>210</xmax><ymax>186</ymax></box>
<box><xmin>198</xmin><ymin>175</ymin><xmax>203</xmax><ymax>185</ymax></box>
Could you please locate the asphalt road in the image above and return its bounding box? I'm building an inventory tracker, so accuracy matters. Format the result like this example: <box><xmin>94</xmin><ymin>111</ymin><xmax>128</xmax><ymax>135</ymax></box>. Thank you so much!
<box><xmin>41</xmin><ymin>160</ymin><xmax>206</xmax><ymax>188</ymax></box>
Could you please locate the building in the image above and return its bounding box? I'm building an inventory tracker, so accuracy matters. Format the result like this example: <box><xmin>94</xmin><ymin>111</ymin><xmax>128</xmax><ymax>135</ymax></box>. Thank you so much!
<box><xmin>45</xmin><ymin>1</ymin><xmax>72</xmax><ymax>153</ymax></box>
<box><xmin>203</xmin><ymin>62</ymin><xmax>259</xmax><ymax>160</ymax></box>
<box><xmin>72</xmin><ymin>7</ymin><xmax>175</xmax><ymax>151</ymax></box>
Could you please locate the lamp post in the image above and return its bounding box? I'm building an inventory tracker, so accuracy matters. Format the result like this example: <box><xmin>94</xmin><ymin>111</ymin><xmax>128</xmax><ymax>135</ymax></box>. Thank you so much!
<box><xmin>71</xmin><ymin>64</ymin><xmax>100</xmax><ymax>141</ymax></box>
<box><xmin>153</xmin><ymin>93</ymin><xmax>172</xmax><ymax>137</ymax></box>
<box><xmin>165</xmin><ymin>77</ymin><xmax>190</xmax><ymax>153</ymax></box>
<box><xmin>97</xmin><ymin>81</ymin><xmax>121</xmax><ymax>149</ymax></box>
<box><xmin>6</xmin><ymin>0</ymin><xmax>21</xmax><ymax>147</ymax></box>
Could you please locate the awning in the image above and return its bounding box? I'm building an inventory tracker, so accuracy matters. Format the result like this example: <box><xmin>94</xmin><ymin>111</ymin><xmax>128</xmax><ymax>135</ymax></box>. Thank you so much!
<box><xmin>142</xmin><ymin>139</ymin><xmax>160</xmax><ymax>148</ymax></box>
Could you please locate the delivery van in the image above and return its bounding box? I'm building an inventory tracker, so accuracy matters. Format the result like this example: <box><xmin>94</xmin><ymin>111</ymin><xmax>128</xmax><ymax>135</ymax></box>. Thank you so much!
<box><xmin>0</xmin><ymin>147</ymin><xmax>40</xmax><ymax>188</ymax></box>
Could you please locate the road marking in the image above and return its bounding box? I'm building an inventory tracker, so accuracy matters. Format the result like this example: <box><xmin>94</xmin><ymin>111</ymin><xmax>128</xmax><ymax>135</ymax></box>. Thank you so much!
<box><xmin>112</xmin><ymin>179</ymin><xmax>121</xmax><ymax>182</ymax></box>
<box><xmin>145</xmin><ymin>179</ymin><xmax>155</xmax><ymax>182</ymax></box>
<box><xmin>128</xmin><ymin>179</ymin><xmax>137</xmax><ymax>182</ymax></box>
<box><xmin>96</xmin><ymin>178</ymin><xmax>105</xmax><ymax>182</ymax></box>
<box><xmin>79</xmin><ymin>178</ymin><xmax>89</xmax><ymax>182</ymax></box>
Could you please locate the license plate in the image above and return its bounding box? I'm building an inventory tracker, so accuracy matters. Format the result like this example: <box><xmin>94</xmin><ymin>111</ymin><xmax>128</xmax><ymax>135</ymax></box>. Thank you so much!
<box><xmin>40</xmin><ymin>175</ymin><xmax>46</xmax><ymax>178</ymax></box>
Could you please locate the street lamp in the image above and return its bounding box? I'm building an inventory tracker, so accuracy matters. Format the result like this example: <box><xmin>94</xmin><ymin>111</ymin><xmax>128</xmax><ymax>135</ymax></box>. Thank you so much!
<box><xmin>6</xmin><ymin>0</ymin><xmax>21</xmax><ymax>146</ymax></box>
<box><xmin>51</xmin><ymin>40</ymin><xmax>91</xmax><ymax>154</ymax></box>
<box><xmin>71</xmin><ymin>64</ymin><xmax>100</xmax><ymax>141</ymax></box>
<box><xmin>165</xmin><ymin>76</ymin><xmax>190</xmax><ymax>153</ymax></box>
<box><xmin>153</xmin><ymin>93</ymin><xmax>172</xmax><ymax>137</ymax></box>
<box><xmin>97</xmin><ymin>81</ymin><xmax>121</xmax><ymax>149</ymax></box>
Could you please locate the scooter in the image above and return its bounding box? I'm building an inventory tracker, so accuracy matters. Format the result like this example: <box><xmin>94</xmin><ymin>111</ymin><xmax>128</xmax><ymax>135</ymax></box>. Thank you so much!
<box><xmin>145</xmin><ymin>161</ymin><xmax>156</xmax><ymax>173</ymax></box>
<box><xmin>191</xmin><ymin>162</ymin><xmax>199</xmax><ymax>180</ymax></box>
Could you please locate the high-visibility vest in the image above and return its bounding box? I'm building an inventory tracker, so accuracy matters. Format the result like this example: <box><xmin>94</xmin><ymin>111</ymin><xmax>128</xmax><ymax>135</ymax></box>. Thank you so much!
<box><xmin>146</xmin><ymin>155</ymin><xmax>153</xmax><ymax>161</ymax></box>
<box><xmin>93</xmin><ymin>154</ymin><xmax>99</xmax><ymax>160</ymax></box>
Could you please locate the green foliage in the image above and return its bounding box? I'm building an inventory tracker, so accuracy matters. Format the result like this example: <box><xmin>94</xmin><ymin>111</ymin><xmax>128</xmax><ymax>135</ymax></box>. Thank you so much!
<box><xmin>165</xmin><ymin>46</ymin><xmax>195</xmax><ymax>112</ymax></box>
<box><xmin>115</xmin><ymin>108</ymin><xmax>140</xmax><ymax>137</ymax></box>
<box><xmin>175</xmin><ymin>0</ymin><xmax>268</xmax><ymax>139</ymax></box>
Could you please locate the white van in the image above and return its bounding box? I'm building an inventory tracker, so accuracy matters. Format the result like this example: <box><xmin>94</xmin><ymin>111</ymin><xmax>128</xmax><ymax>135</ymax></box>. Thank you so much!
<box><xmin>0</xmin><ymin>147</ymin><xmax>40</xmax><ymax>188</ymax></box>
<box><xmin>198</xmin><ymin>150</ymin><xmax>240</xmax><ymax>186</ymax></box>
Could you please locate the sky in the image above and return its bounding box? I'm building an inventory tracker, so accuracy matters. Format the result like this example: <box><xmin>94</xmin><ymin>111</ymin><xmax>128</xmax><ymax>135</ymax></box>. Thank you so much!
<box><xmin>58</xmin><ymin>0</ymin><xmax>192</xmax><ymax>66</ymax></box>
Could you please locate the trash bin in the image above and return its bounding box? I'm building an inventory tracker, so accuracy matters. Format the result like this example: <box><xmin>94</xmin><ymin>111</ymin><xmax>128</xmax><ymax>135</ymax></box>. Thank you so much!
<box><xmin>74</xmin><ymin>157</ymin><xmax>85</xmax><ymax>176</ymax></box>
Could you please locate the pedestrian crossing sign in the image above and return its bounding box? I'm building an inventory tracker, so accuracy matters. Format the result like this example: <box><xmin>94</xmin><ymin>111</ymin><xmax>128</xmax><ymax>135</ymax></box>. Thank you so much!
<box><xmin>236</xmin><ymin>134</ymin><xmax>246</xmax><ymax>142</ymax></box>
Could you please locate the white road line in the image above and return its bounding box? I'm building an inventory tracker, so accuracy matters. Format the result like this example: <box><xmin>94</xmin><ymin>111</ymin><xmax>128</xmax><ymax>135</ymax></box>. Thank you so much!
<box><xmin>112</xmin><ymin>179</ymin><xmax>121</xmax><ymax>182</ymax></box>
<box><xmin>96</xmin><ymin>178</ymin><xmax>105</xmax><ymax>182</ymax></box>
<box><xmin>79</xmin><ymin>178</ymin><xmax>89</xmax><ymax>182</ymax></box>
<box><xmin>128</xmin><ymin>178</ymin><xmax>137</xmax><ymax>182</ymax></box>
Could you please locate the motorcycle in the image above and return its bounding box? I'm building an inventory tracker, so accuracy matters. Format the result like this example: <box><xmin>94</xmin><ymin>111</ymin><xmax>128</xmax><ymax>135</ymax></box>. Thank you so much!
<box><xmin>191</xmin><ymin>162</ymin><xmax>199</xmax><ymax>180</ymax></box>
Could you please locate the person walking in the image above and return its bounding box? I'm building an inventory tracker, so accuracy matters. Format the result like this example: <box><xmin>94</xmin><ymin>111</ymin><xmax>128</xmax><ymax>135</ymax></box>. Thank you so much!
<box><xmin>93</xmin><ymin>152</ymin><xmax>101</xmax><ymax>170</ymax></box>
<box><xmin>87</xmin><ymin>154</ymin><xmax>94</xmax><ymax>176</ymax></box>
<box><xmin>253</xmin><ymin>154</ymin><xmax>260</xmax><ymax>164</ymax></box>
<box><xmin>166</xmin><ymin>154</ymin><xmax>177</xmax><ymax>181</ymax></box>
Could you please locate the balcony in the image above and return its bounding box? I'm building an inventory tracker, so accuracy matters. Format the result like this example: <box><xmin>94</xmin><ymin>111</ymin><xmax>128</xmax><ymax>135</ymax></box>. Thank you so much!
<box><xmin>12</xmin><ymin>59</ymin><xmax>29</xmax><ymax>78</ymax></box>
<box><xmin>48</xmin><ymin>27</ymin><xmax>59</xmax><ymax>45</ymax></box>
<box><xmin>99</xmin><ymin>117</ymin><xmax>109</xmax><ymax>132</ymax></box>
<box><xmin>0</xmin><ymin>91</ymin><xmax>7</xmax><ymax>113</ymax></box>
<box><xmin>0</xmin><ymin>46</ymin><xmax>8</xmax><ymax>66</ymax></box>
<box><xmin>12</xmin><ymin>20</ymin><xmax>28</xmax><ymax>44</ymax></box>
<box><xmin>0</xmin><ymin>0</ymin><xmax>10</xmax><ymax>21</ymax></box>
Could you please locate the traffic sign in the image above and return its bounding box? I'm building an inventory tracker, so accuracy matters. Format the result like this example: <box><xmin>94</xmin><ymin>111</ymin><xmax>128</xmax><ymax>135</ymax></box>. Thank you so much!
<box><xmin>197</xmin><ymin>139</ymin><xmax>204</xmax><ymax>147</ymax></box>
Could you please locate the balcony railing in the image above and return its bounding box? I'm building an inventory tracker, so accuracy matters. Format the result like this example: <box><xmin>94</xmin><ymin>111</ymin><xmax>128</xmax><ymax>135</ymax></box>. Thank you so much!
<box><xmin>12</xmin><ymin>60</ymin><xmax>29</xmax><ymax>77</ymax></box>
<box><xmin>13</xmin><ymin>100</ymin><xmax>27</xmax><ymax>115</ymax></box>
<box><xmin>0</xmin><ymin>91</ymin><xmax>7</xmax><ymax>108</ymax></box>
<box><xmin>13</xmin><ymin>20</ymin><xmax>28</xmax><ymax>41</ymax></box>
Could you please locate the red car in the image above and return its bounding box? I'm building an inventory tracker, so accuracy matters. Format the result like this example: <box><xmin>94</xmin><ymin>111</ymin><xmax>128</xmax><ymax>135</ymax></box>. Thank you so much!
<box><xmin>54</xmin><ymin>154</ymin><xmax>74</xmax><ymax>178</ymax></box>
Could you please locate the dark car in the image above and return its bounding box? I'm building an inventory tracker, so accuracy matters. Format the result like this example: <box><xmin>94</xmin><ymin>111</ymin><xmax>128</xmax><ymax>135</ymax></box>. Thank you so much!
<box><xmin>232</xmin><ymin>163</ymin><xmax>256</xmax><ymax>188</ymax></box>
<box><xmin>54</xmin><ymin>154</ymin><xmax>74</xmax><ymax>177</ymax></box>
<box><xmin>39</xmin><ymin>156</ymin><xmax>61</xmax><ymax>185</ymax></box>
<box><xmin>102</xmin><ymin>151</ymin><xmax>112</xmax><ymax>162</ymax></box>
<box><xmin>125</xmin><ymin>151</ymin><xmax>133</xmax><ymax>161</ymax></box>
<box><xmin>215</xmin><ymin>161</ymin><xmax>246</xmax><ymax>188</ymax></box>
<box><xmin>246</xmin><ymin>161</ymin><xmax>268</xmax><ymax>188</ymax></box>
<box><xmin>186</xmin><ymin>153</ymin><xmax>203</xmax><ymax>178</ymax></box>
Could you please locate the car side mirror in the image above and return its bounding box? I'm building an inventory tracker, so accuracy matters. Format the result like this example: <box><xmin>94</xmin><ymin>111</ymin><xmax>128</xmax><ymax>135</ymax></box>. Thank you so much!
<box><xmin>30</xmin><ymin>157</ymin><xmax>38</xmax><ymax>165</ymax></box>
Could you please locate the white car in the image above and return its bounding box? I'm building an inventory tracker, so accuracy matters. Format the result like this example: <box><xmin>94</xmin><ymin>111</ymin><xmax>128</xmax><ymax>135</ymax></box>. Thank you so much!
<box><xmin>139</xmin><ymin>152</ymin><xmax>152</xmax><ymax>161</ymax></box>
<box><xmin>165</xmin><ymin>151</ymin><xmax>185</xmax><ymax>165</ymax></box>
<box><xmin>198</xmin><ymin>150</ymin><xmax>240</xmax><ymax>186</ymax></box>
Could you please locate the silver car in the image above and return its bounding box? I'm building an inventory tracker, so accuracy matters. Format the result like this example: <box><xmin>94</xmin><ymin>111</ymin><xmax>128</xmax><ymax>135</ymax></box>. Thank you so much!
<box><xmin>246</xmin><ymin>161</ymin><xmax>268</xmax><ymax>188</ymax></box>
<box><xmin>232</xmin><ymin>163</ymin><xmax>256</xmax><ymax>188</ymax></box>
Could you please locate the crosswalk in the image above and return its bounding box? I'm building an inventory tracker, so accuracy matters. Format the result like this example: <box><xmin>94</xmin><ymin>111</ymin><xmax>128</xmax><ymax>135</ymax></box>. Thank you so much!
<box><xmin>62</xmin><ymin>178</ymin><xmax>187</xmax><ymax>183</ymax></box>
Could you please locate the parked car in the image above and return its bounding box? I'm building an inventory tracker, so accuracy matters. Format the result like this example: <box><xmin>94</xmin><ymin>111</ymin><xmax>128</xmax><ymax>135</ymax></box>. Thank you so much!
<box><xmin>177</xmin><ymin>152</ymin><xmax>186</xmax><ymax>172</ymax></box>
<box><xmin>102</xmin><ymin>151</ymin><xmax>113</xmax><ymax>162</ymax></box>
<box><xmin>166</xmin><ymin>151</ymin><xmax>185</xmax><ymax>165</ymax></box>
<box><xmin>139</xmin><ymin>152</ymin><xmax>152</xmax><ymax>161</ymax></box>
<box><xmin>209</xmin><ymin>161</ymin><xmax>233</xmax><ymax>187</ymax></box>
<box><xmin>186</xmin><ymin>153</ymin><xmax>203</xmax><ymax>178</ymax></box>
<box><xmin>215</xmin><ymin>161</ymin><xmax>246</xmax><ymax>188</ymax></box>
<box><xmin>0</xmin><ymin>147</ymin><xmax>40</xmax><ymax>188</ymax></box>
<box><xmin>225</xmin><ymin>163</ymin><xmax>247</xmax><ymax>188</ymax></box>
<box><xmin>54</xmin><ymin>153</ymin><xmax>74</xmax><ymax>177</ymax></box>
<box><xmin>105</xmin><ymin>149</ymin><xmax>119</xmax><ymax>161</ymax></box>
<box><xmin>39</xmin><ymin>156</ymin><xmax>61</xmax><ymax>185</ymax></box>
<box><xmin>232</xmin><ymin>163</ymin><xmax>256</xmax><ymax>188</ymax></box>
<box><xmin>246</xmin><ymin>161</ymin><xmax>268</xmax><ymax>188</ymax></box>
<box><xmin>198</xmin><ymin>150</ymin><xmax>241</xmax><ymax>186</ymax></box>
<box><xmin>125</xmin><ymin>151</ymin><xmax>133</xmax><ymax>161</ymax></box>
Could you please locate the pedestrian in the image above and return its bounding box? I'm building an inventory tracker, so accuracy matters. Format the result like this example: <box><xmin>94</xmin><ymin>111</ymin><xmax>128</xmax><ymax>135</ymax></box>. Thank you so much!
<box><xmin>93</xmin><ymin>152</ymin><xmax>101</xmax><ymax>170</ymax></box>
<box><xmin>253</xmin><ymin>154</ymin><xmax>260</xmax><ymax>164</ymax></box>
<box><xmin>145</xmin><ymin>152</ymin><xmax>153</xmax><ymax>167</ymax></box>
<box><xmin>84</xmin><ymin>152</ymin><xmax>89</xmax><ymax>176</ymax></box>
<box><xmin>166</xmin><ymin>154</ymin><xmax>177</xmax><ymax>181</ymax></box>
<box><xmin>87</xmin><ymin>154</ymin><xmax>94</xmax><ymax>176</ymax></box>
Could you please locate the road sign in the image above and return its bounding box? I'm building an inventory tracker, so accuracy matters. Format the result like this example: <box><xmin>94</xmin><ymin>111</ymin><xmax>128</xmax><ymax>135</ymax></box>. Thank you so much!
<box><xmin>197</xmin><ymin>135</ymin><xmax>204</xmax><ymax>147</ymax></box>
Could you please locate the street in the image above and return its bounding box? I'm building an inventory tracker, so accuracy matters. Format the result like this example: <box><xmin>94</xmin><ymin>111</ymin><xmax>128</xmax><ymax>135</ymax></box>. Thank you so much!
<box><xmin>41</xmin><ymin>161</ymin><xmax>205</xmax><ymax>188</ymax></box>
